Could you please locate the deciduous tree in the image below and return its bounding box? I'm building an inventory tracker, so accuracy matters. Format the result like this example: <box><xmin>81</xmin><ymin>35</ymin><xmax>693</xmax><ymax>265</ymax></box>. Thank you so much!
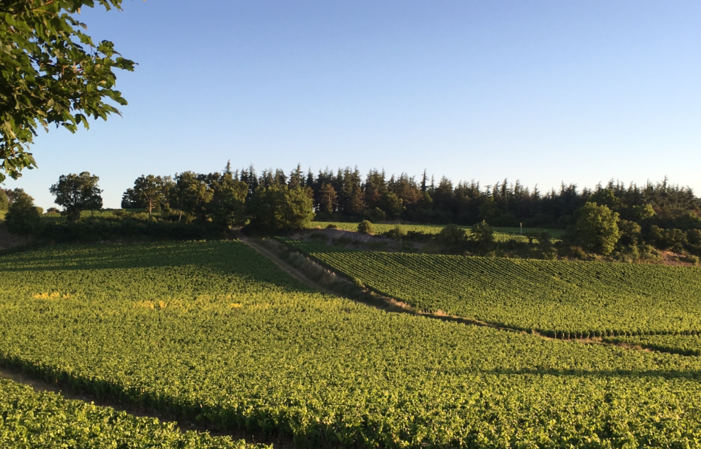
<box><xmin>127</xmin><ymin>175</ymin><xmax>173</xmax><ymax>217</ymax></box>
<box><xmin>247</xmin><ymin>186</ymin><xmax>314</xmax><ymax>233</ymax></box>
<box><xmin>208</xmin><ymin>173</ymin><xmax>248</xmax><ymax>231</ymax></box>
<box><xmin>49</xmin><ymin>172</ymin><xmax>103</xmax><ymax>222</ymax></box>
<box><xmin>171</xmin><ymin>172</ymin><xmax>213</xmax><ymax>224</ymax></box>
<box><xmin>1</xmin><ymin>1</ymin><xmax>135</xmax><ymax>182</ymax></box>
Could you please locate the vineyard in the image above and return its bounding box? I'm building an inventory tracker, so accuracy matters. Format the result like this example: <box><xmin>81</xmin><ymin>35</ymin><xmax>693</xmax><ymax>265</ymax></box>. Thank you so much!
<box><xmin>605</xmin><ymin>335</ymin><xmax>701</xmax><ymax>356</ymax></box>
<box><xmin>2</xmin><ymin>241</ymin><xmax>701</xmax><ymax>447</ymax></box>
<box><xmin>283</xmin><ymin>239</ymin><xmax>701</xmax><ymax>337</ymax></box>
<box><xmin>0</xmin><ymin>378</ymin><xmax>263</xmax><ymax>448</ymax></box>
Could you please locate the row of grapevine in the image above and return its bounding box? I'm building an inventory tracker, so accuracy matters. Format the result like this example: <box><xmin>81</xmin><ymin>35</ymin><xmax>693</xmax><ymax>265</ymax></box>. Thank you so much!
<box><xmin>604</xmin><ymin>335</ymin><xmax>701</xmax><ymax>357</ymax></box>
<box><xmin>282</xmin><ymin>239</ymin><xmax>701</xmax><ymax>336</ymax></box>
<box><xmin>2</xmin><ymin>241</ymin><xmax>701</xmax><ymax>447</ymax></box>
<box><xmin>0</xmin><ymin>378</ymin><xmax>264</xmax><ymax>448</ymax></box>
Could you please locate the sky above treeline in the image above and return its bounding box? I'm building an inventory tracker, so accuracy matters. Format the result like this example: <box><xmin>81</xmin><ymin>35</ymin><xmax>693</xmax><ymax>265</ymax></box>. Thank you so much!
<box><xmin>6</xmin><ymin>0</ymin><xmax>701</xmax><ymax>209</ymax></box>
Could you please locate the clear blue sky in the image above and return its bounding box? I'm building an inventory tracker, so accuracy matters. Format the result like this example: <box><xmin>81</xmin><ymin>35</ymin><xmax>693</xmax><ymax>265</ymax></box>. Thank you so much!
<box><xmin>6</xmin><ymin>0</ymin><xmax>701</xmax><ymax>209</ymax></box>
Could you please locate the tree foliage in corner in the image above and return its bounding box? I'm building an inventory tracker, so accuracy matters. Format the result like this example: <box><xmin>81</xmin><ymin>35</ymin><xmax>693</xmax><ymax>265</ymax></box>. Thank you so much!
<box><xmin>0</xmin><ymin>0</ymin><xmax>135</xmax><ymax>182</ymax></box>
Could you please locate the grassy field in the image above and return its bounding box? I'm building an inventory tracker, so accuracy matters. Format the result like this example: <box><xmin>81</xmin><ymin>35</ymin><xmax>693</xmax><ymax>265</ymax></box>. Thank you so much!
<box><xmin>283</xmin><ymin>240</ymin><xmax>701</xmax><ymax>337</ymax></box>
<box><xmin>307</xmin><ymin>221</ymin><xmax>566</xmax><ymax>241</ymax></box>
<box><xmin>0</xmin><ymin>378</ymin><xmax>264</xmax><ymax>448</ymax></box>
<box><xmin>2</xmin><ymin>241</ymin><xmax>701</xmax><ymax>446</ymax></box>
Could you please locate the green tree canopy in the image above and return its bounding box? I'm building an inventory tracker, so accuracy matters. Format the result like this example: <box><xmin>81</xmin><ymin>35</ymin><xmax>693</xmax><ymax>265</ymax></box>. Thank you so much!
<box><xmin>381</xmin><ymin>191</ymin><xmax>405</xmax><ymax>219</ymax></box>
<box><xmin>632</xmin><ymin>204</ymin><xmax>656</xmax><ymax>221</ymax></box>
<box><xmin>208</xmin><ymin>173</ymin><xmax>248</xmax><ymax>231</ymax></box>
<box><xmin>171</xmin><ymin>172</ymin><xmax>213</xmax><ymax>224</ymax></box>
<box><xmin>589</xmin><ymin>188</ymin><xmax>621</xmax><ymax>211</ymax></box>
<box><xmin>469</xmin><ymin>220</ymin><xmax>496</xmax><ymax>254</ymax></box>
<box><xmin>49</xmin><ymin>171</ymin><xmax>103</xmax><ymax>222</ymax></box>
<box><xmin>574</xmin><ymin>202</ymin><xmax>620</xmax><ymax>255</ymax></box>
<box><xmin>618</xmin><ymin>219</ymin><xmax>642</xmax><ymax>246</ymax></box>
<box><xmin>247</xmin><ymin>186</ymin><xmax>314</xmax><ymax>233</ymax></box>
<box><xmin>0</xmin><ymin>0</ymin><xmax>135</xmax><ymax>182</ymax></box>
<box><xmin>125</xmin><ymin>175</ymin><xmax>173</xmax><ymax>217</ymax></box>
<box><xmin>4</xmin><ymin>188</ymin><xmax>40</xmax><ymax>234</ymax></box>
<box><xmin>318</xmin><ymin>183</ymin><xmax>338</xmax><ymax>215</ymax></box>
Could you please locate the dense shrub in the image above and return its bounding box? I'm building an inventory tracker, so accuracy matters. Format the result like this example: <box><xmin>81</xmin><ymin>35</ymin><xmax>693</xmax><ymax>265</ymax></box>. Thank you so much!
<box><xmin>404</xmin><ymin>230</ymin><xmax>433</xmax><ymax>242</ymax></box>
<box><xmin>357</xmin><ymin>220</ymin><xmax>374</xmax><ymax>235</ymax></box>
<box><xmin>247</xmin><ymin>186</ymin><xmax>314</xmax><ymax>233</ymax></box>
<box><xmin>437</xmin><ymin>224</ymin><xmax>467</xmax><ymax>247</ymax></box>
<box><xmin>648</xmin><ymin>225</ymin><xmax>690</xmax><ymax>253</ymax></box>
<box><xmin>363</xmin><ymin>207</ymin><xmax>386</xmax><ymax>223</ymax></box>
<box><xmin>573</xmin><ymin>202</ymin><xmax>620</xmax><ymax>255</ymax></box>
<box><xmin>468</xmin><ymin>221</ymin><xmax>496</xmax><ymax>254</ymax></box>
<box><xmin>680</xmin><ymin>254</ymin><xmax>700</xmax><ymax>265</ymax></box>
<box><xmin>384</xmin><ymin>225</ymin><xmax>407</xmax><ymax>240</ymax></box>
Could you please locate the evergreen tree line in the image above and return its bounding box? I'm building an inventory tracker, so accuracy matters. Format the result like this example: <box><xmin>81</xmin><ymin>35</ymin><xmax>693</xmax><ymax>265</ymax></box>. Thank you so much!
<box><xmin>121</xmin><ymin>164</ymin><xmax>700</xmax><ymax>230</ymax></box>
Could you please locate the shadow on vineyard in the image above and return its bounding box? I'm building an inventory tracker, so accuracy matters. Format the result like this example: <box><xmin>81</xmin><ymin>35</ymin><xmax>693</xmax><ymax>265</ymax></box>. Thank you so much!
<box><xmin>283</xmin><ymin>239</ymin><xmax>701</xmax><ymax>338</ymax></box>
<box><xmin>1</xmin><ymin>244</ymin><xmax>225</xmax><ymax>271</ymax></box>
<box><xmin>484</xmin><ymin>368</ymin><xmax>701</xmax><ymax>379</ymax></box>
<box><xmin>0</xmin><ymin>241</ymin><xmax>319</xmax><ymax>299</ymax></box>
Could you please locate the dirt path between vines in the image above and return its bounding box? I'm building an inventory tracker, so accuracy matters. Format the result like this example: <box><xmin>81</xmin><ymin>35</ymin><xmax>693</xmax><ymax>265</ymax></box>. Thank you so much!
<box><xmin>240</xmin><ymin>235</ymin><xmax>340</xmax><ymax>298</ymax></box>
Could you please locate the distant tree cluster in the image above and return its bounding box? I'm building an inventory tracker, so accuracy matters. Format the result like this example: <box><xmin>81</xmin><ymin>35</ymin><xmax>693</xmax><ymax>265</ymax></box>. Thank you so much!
<box><xmin>120</xmin><ymin>167</ymin><xmax>314</xmax><ymax>233</ymax></box>
<box><xmin>5</xmin><ymin>163</ymin><xmax>701</xmax><ymax>260</ymax></box>
<box><xmin>210</xmin><ymin>166</ymin><xmax>700</xmax><ymax>257</ymax></box>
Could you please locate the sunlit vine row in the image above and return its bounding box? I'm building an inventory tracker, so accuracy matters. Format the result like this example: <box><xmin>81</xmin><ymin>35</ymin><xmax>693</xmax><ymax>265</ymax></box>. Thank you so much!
<box><xmin>0</xmin><ymin>378</ymin><xmax>265</xmax><ymax>448</ymax></box>
<box><xmin>283</xmin><ymin>239</ymin><xmax>701</xmax><ymax>337</ymax></box>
